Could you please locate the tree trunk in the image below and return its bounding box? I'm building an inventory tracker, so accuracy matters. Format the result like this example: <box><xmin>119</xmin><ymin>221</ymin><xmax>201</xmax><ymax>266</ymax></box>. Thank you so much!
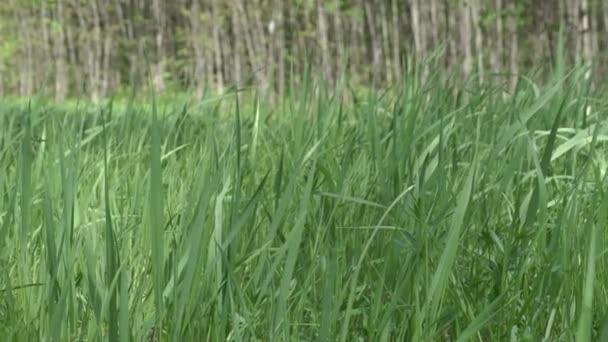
<box><xmin>364</xmin><ymin>0</ymin><xmax>381</xmax><ymax>84</ymax></box>
<box><xmin>317</xmin><ymin>0</ymin><xmax>332</xmax><ymax>82</ymax></box>
<box><xmin>444</xmin><ymin>0</ymin><xmax>456</xmax><ymax>68</ymax></box>
<box><xmin>64</xmin><ymin>1</ymin><xmax>81</xmax><ymax>94</ymax></box>
<box><xmin>461</xmin><ymin>0</ymin><xmax>473</xmax><ymax>78</ymax></box>
<box><xmin>40</xmin><ymin>2</ymin><xmax>52</xmax><ymax>91</ymax></box>
<box><xmin>334</xmin><ymin>0</ymin><xmax>345</xmax><ymax>79</ymax></box>
<box><xmin>237</xmin><ymin>0</ymin><xmax>267</xmax><ymax>88</ymax></box>
<box><xmin>471</xmin><ymin>0</ymin><xmax>484</xmax><ymax>82</ymax></box>
<box><xmin>391</xmin><ymin>0</ymin><xmax>402</xmax><ymax>79</ymax></box>
<box><xmin>231</xmin><ymin>4</ymin><xmax>242</xmax><ymax>88</ymax></box>
<box><xmin>99</xmin><ymin>0</ymin><xmax>113</xmax><ymax>97</ymax></box>
<box><xmin>212</xmin><ymin>0</ymin><xmax>224</xmax><ymax>92</ymax></box>
<box><xmin>190</xmin><ymin>0</ymin><xmax>206</xmax><ymax>97</ymax></box>
<box><xmin>429</xmin><ymin>0</ymin><xmax>440</xmax><ymax>48</ymax></box>
<box><xmin>508</xmin><ymin>0</ymin><xmax>519</xmax><ymax>90</ymax></box>
<box><xmin>254</xmin><ymin>0</ymin><xmax>271</xmax><ymax>92</ymax></box>
<box><xmin>580</xmin><ymin>0</ymin><xmax>592</xmax><ymax>72</ymax></box>
<box><xmin>52</xmin><ymin>0</ymin><xmax>68</xmax><ymax>101</ymax></box>
<box><xmin>90</xmin><ymin>0</ymin><xmax>103</xmax><ymax>101</ymax></box>
<box><xmin>411</xmin><ymin>0</ymin><xmax>423</xmax><ymax>60</ymax></box>
<box><xmin>492</xmin><ymin>0</ymin><xmax>503</xmax><ymax>74</ymax></box>
<box><xmin>380</xmin><ymin>0</ymin><xmax>392</xmax><ymax>82</ymax></box>
<box><xmin>152</xmin><ymin>0</ymin><xmax>166</xmax><ymax>91</ymax></box>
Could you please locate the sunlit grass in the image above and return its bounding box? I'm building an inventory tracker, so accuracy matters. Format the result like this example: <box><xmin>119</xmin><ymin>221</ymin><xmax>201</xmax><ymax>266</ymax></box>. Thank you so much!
<box><xmin>0</xmin><ymin>66</ymin><xmax>607</xmax><ymax>341</ymax></box>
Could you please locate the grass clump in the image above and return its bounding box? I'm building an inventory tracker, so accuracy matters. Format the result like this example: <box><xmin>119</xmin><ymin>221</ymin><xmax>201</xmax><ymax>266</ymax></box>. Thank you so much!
<box><xmin>0</xmin><ymin>67</ymin><xmax>607</xmax><ymax>341</ymax></box>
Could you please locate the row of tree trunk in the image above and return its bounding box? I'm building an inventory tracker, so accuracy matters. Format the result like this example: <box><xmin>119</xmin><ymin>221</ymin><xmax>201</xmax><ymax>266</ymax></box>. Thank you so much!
<box><xmin>0</xmin><ymin>0</ymin><xmax>602</xmax><ymax>100</ymax></box>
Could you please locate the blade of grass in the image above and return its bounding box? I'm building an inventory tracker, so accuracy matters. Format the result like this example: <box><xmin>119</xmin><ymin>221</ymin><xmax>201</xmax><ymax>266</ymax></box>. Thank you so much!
<box><xmin>102</xmin><ymin>103</ymin><xmax>120</xmax><ymax>342</ymax></box>
<box><xmin>274</xmin><ymin>159</ymin><xmax>317</xmax><ymax>339</ymax></box>
<box><xmin>149</xmin><ymin>95</ymin><xmax>165</xmax><ymax>328</ymax></box>
<box><xmin>575</xmin><ymin>192</ymin><xmax>604</xmax><ymax>342</ymax></box>
<box><xmin>426</xmin><ymin>157</ymin><xmax>476</xmax><ymax>328</ymax></box>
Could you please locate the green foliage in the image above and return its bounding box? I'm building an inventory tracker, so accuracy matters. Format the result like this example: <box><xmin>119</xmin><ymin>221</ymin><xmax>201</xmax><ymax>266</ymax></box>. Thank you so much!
<box><xmin>0</xmin><ymin>67</ymin><xmax>607</xmax><ymax>340</ymax></box>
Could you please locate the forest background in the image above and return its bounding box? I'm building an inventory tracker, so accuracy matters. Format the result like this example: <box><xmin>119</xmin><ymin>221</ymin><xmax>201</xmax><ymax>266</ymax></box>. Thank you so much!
<box><xmin>0</xmin><ymin>0</ymin><xmax>602</xmax><ymax>100</ymax></box>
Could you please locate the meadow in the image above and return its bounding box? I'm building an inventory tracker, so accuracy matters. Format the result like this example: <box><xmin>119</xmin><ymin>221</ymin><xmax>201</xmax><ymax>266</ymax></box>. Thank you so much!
<box><xmin>1</xmin><ymin>65</ymin><xmax>607</xmax><ymax>341</ymax></box>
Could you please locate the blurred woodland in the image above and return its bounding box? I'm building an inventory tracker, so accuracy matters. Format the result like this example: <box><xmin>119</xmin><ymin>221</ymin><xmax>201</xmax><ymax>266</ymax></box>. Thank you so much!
<box><xmin>0</xmin><ymin>0</ymin><xmax>603</xmax><ymax>100</ymax></box>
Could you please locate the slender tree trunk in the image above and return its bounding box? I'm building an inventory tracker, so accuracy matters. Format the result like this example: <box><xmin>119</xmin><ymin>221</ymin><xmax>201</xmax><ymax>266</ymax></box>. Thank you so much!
<box><xmin>461</xmin><ymin>0</ymin><xmax>473</xmax><ymax>78</ymax></box>
<box><xmin>100</xmin><ymin>1</ymin><xmax>113</xmax><ymax>97</ymax></box>
<box><xmin>429</xmin><ymin>0</ymin><xmax>440</xmax><ymax>48</ymax></box>
<box><xmin>391</xmin><ymin>0</ymin><xmax>402</xmax><ymax>79</ymax></box>
<box><xmin>580</xmin><ymin>0</ymin><xmax>592</xmax><ymax>70</ymax></box>
<box><xmin>334</xmin><ymin>0</ymin><xmax>345</xmax><ymax>78</ymax></box>
<box><xmin>603</xmin><ymin>0</ymin><xmax>608</xmax><ymax>42</ymax></box>
<box><xmin>113</xmin><ymin>0</ymin><xmax>130</xmax><ymax>86</ymax></box>
<box><xmin>471</xmin><ymin>0</ymin><xmax>483</xmax><ymax>82</ymax></box>
<box><xmin>364</xmin><ymin>1</ymin><xmax>381</xmax><ymax>84</ymax></box>
<box><xmin>190</xmin><ymin>0</ymin><xmax>206</xmax><ymax>97</ymax></box>
<box><xmin>350</xmin><ymin>3</ymin><xmax>365</xmax><ymax>80</ymax></box>
<box><xmin>152</xmin><ymin>0</ymin><xmax>166</xmax><ymax>91</ymax></box>
<box><xmin>53</xmin><ymin>0</ymin><xmax>68</xmax><ymax>101</ymax></box>
<box><xmin>231</xmin><ymin>4</ymin><xmax>242</xmax><ymax>88</ymax></box>
<box><xmin>73</xmin><ymin>0</ymin><xmax>94</xmax><ymax>99</ymax></box>
<box><xmin>380</xmin><ymin>0</ymin><xmax>392</xmax><ymax>82</ymax></box>
<box><xmin>274</xmin><ymin>0</ymin><xmax>286</xmax><ymax>95</ymax></box>
<box><xmin>508</xmin><ymin>0</ymin><xmax>519</xmax><ymax>90</ymax></box>
<box><xmin>590</xmin><ymin>0</ymin><xmax>598</xmax><ymax>60</ymax></box>
<box><xmin>236</xmin><ymin>0</ymin><xmax>267</xmax><ymax>88</ymax></box>
<box><xmin>317</xmin><ymin>0</ymin><xmax>332</xmax><ymax>82</ymax></box>
<box><xmin>568</xmin><ymin>0</ymin><xmax>581</xmax><ymax>64</ymax></box>
<box><xmin>411</xmin><ymin>0</ymin><xmax>422</xmax><ymax>60</ymax></box>
<box><xmin>90</xmin><ymin>0</ymin><xmax>103</xmax><ymax>101</ymax></box>
<box><xmin>64</xmin><ymin>2</ymin><xmax>81</xmax><ymax>94</ymax></box>
<box><xmin>123</xmin><ymin>0</ymin><xmax>138</xmax><ymax>84</ymax></box>
<box><xmin>40</xmin><ymin>2</ymin><xmax>52</xmax><ymax>90</ymax></box>
<box><xmin>444</xmin><ymin>0</ymin><xmax>457</xmax><ymax>69</ymax></box>
<box><xmin>211</xmin><ymin>0</ymin><xmax>224</xmax><ymax>92</ymax></box>
<box><xmin>492</xmin><ymin>0</ymin><xmax>503</xmax><ymax>74</ymax></box>
<box><xmin>253</xmin><ymin>0</ymin><xmax>270</xmax><ymax>92</ymax></box>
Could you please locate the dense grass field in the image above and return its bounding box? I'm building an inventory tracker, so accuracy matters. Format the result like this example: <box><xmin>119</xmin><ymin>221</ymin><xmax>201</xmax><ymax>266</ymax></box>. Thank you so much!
<box><xmin>1</xmin><ymin>67</ymin><xmax>607</xmax><ymax>341</ymax></box>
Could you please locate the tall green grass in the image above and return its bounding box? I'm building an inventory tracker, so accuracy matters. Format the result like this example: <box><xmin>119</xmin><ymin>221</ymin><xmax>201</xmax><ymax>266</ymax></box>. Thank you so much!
<box><xmin>1</xmin><ymin>66</ymin><xmax>607</xmax><ymax>341</ymax></box>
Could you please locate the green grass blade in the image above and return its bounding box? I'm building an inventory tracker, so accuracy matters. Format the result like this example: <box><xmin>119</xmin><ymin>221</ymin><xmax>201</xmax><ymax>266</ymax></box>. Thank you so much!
<box><xmin>427</xmin><ymin>158</ymin><xmax>476</xmax><ymax>324</ymax></box>
<box><xmin>149</xmin><ymin>97</ymin><xmax>165</xmax><ymax>327</ymax></box>
<box><xmin>102</xmin><ymin>104</ymin><xmax>120</xmax><ymax>342</ymax></box>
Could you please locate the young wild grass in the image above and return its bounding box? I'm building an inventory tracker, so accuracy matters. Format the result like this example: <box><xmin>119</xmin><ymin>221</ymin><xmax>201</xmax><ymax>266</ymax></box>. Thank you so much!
<box><xmin>1</xmin><ymin>64</ymin><xmax>608</xmax><ymax>341</ymax></box>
